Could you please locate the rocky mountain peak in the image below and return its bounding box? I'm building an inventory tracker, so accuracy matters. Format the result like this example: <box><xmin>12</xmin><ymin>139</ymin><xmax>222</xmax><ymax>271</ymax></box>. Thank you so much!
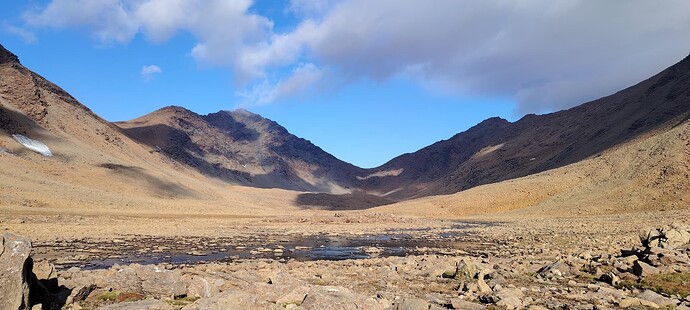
<box><xmin>0</xmin><ymin>44</ymin><xmax>20</xmax><ymax>65</ymax></box>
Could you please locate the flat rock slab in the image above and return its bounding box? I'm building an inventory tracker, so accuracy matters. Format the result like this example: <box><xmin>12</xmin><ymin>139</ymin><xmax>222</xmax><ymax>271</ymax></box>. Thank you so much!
<box><xmin>98</xmin><ymin>299</ymin><xmax>174</xmax><ymax>310</ymax></box>
<box><xmin>0</xmin><ymin>233</ymin><xmax>32</xmax><ymax>310</ymax></box>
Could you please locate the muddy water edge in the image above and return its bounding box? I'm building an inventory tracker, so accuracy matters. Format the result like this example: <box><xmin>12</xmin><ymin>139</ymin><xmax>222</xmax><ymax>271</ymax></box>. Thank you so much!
<box><xmin>31</xmin><ymin>222</ymin><xmax>495</xmax><ymax>270</ymax></box>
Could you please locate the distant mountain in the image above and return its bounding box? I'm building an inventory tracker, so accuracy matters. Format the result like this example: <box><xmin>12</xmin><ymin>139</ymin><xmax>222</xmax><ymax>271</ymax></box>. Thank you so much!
<box><xmin>3</xmin><ymin>41</ymin><xmax>690</xmax><ymax>213</ymax></box>
<box><xmin>0</xmin><ymin>43</ymin><xmax>212</xmax><ymax>205</ymax></box>
<box><xmin>361</xmin><ymin>53</ymin><xmax>690</xmax><ymax>200</ymax></box>
<box><xmin>115</xmin><ymin>107</ymin><xmax>363</xmax><ymax>193</ymax></box>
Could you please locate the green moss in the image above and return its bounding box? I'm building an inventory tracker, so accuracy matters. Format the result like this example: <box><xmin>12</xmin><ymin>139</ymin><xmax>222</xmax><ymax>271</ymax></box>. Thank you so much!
<box><xmin>617</xmin><ymin>272</ymin><xmax>690</xmax><ymax>298</ymax></box>
<box><xmin>98</xmin><ymin>291</ymin><xmax>121</xmax><ymax>302</ymax></box>
<box><xmin>166</xmin><ymin>296</ymin><xmax>201</xmax><ymax>306</ymax></box>
<box><xmin>281</xmin><ymin>301</ymin><xmax>302</xmax><ymax>308</ymax></box>
<box><xmin>641</xmin><ymin>272</ymin><xmax>690</xmax><ymax>298</ymax></box>
<box><xmin>97</xmin><ymin>290</ymin><xmax>145</xmax><ymax>303</ymax></box>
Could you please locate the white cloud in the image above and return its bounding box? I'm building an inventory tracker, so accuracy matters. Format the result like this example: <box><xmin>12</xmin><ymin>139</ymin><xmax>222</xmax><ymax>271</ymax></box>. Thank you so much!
<box><xmin>140</xmin><ymin>65</ymin><xmax>162</xmax><ymax>81</ymax></box>
<box><xmin>277</xmin><ymin>0</ymin><xmax>690</xmax><ymax>113</ymax></box>
<box><xmin>2</xmin><ymin>22</ymin><xmax>37</xmax><ymax>44</ymax></box>
<box><xmin>20</xmin><ymin>0</ymin><xmax>690</xmax><ymax>112</ymax></box>
<box><xmin>24</xmin><ymin>0</ymin><xmax>139</xmax><ymax>44</ymax></box>
<box><xmin>236</xmin><ymin>63</ymin><xmax>325</xmax><ymax>106</ymax></box>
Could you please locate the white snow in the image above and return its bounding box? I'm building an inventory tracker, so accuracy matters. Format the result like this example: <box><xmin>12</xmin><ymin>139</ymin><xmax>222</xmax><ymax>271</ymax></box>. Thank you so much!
<box><xmin>12</xmin><ymin>134</ymin><xmax>52</xmax><ymax>157</ymax></box>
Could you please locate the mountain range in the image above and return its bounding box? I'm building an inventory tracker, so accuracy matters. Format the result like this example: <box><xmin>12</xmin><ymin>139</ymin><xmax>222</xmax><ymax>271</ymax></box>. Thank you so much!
<box><xmin>1</xmin><ymin>43</ymin><xmax>689</xmax><ymax>214</ymax></box>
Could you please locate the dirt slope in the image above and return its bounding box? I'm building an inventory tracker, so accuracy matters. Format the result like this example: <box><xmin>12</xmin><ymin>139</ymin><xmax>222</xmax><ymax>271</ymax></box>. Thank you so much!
<box><xmin>373</xmin><ymin>112</ymin><xmax>690</xmax><ymax>217</ymax></box>
<box><xmin>3</xmin><ymin>41</ymin><xmax>689</xmax><ymax>217</ymax></box>
<box><xmin>362</xmin><ymin>53</ymin><xmax>690</xmax><ymax>200</ymax></box>
<box><xmin>0</xmin><ymin>43</ymin><xmax>304</xmax><ymax>217</ymax></box>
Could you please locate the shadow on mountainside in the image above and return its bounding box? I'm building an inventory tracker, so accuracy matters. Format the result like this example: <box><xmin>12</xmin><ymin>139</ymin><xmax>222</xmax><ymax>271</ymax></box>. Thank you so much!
<box><xmin>118</xmin><ymin>124</ymin><xmax>255</xmax><ymax>184</ymax></box>
<box><xmin>295</xmin><ymin>192</ymin><xmax>396</xmax><ymax>210</ymax></box>
<box><xmin>99</xmin><ymin>163</ymin><xmax>200</xmax><ymax>199</ymax></box>
<box><xmin>360</xmin><ymin>54</ymin><xmax>690</xmax><ymax>200</ymax></box>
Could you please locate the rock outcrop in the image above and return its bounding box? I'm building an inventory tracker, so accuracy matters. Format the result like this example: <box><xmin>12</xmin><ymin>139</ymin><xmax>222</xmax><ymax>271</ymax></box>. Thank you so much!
<box><xmin>639</xmin><ymin>223</ymin><xmax>690</xmax><ymax>249</ymax></box>
<box><xmin>0</xmin><ymin>44</ymin><xmax>20</xmax><ymax>64</ymax></box>
<box><xmin>0</xmin><ymin>233</ymin><xmax>32</xmax><ymax>310</ymax></box>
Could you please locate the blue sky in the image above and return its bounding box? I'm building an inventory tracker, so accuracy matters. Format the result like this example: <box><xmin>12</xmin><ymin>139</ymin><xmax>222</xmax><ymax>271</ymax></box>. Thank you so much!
<box><xmin>1</xmin><ymin>1</ymin><xmax>689</xmax><ymax>168</ymax></box>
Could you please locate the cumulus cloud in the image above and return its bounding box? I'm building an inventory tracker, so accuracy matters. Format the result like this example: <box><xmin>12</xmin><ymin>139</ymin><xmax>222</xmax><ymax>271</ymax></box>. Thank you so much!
<box><xmin>20</xmin><ymin>0</ymin><xmax>690</xmax><ymax>113</ymax></box>
<box><xmin>278</xmin><ymin>0</ymin><xmax>690</xmax><ymax>113</ymax></box>
<box><xmin>24</xmin><ymin>0</ymin><xmax>139</xmax><ymax>44</ymax></box>
<box><xmin>140</xmin><ymin>65</ymin><xmax>162</xmax><ymax>81</ymax></box>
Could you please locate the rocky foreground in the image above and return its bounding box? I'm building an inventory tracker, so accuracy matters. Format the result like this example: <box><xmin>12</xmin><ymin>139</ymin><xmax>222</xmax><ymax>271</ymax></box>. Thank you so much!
<box><xmin>2</xmin><ymin>221</ymin><xmax>690</xmax><ymax>310</ymax></box>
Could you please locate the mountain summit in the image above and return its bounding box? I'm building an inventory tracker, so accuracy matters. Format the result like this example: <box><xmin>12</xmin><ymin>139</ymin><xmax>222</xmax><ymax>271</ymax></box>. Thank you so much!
<box><xmin>2</xmin><ymin>42</ymin><xmax>689</xmax><ymax>213</ymax></box>
<box><xmin>0</xmin><ymin>44</ymin><xmax>19</xmax><ymax>64</ymax></box>
<box><xmin>116</xmin><ymin>106</ymin><xmax>362</xmax><ymax>193</ymax></box>
<box><xmin>358</xmin><ymin>52</ymin><xmax>690</xmax><ymax>200</ymax></box>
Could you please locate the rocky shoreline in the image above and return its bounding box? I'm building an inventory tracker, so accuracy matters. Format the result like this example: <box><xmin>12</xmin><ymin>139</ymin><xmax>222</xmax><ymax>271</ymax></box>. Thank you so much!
<box><xmin>2</xmin><ymin>221</ymin><xmax>690</xmax><ymax>309</ymax></box>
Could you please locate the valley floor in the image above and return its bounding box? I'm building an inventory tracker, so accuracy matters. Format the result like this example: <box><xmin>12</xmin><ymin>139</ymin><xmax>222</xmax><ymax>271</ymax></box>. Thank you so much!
<box><xmin>2</xmin><ymin>204</ymin><xmax>690</xmax><ymax>309</ymax></box>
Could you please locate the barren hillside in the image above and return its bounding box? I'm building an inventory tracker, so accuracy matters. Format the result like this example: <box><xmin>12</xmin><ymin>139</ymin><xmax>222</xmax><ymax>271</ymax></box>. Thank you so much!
<box><xmin>362</xmin><ymin>53</ymin><xmax>690</xmax><ymax>200</ymax></box>
<box><xmin>0</xmin><ymin>43</ymin><xmax>303</xmax><ymax>217</ymax></box>
<box><xmin>115</xmin><ymin>107</ymin><xmax>363</xmax><ymax>193</ymax></box>
<box><xmin>2</xmin><ymin>41</ymin><xmax>689</xmax><ymax>216</ymax></box>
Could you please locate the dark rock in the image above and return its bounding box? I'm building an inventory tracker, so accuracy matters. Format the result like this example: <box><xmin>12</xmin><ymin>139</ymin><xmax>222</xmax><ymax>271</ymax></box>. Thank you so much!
<box><xmin>599</xmin><ymin>272</ymin><xmax>620</xmax><ymax>286</ymax></box>
<box><xmin>0</xmin><ymin>44</ymin><xmax>20</xmax><ymax>64</ymax></box>
<box><xmin>632</xmin><ymin>260</ymin><xmax>661</xmax><ymax>277</ymax></box>
<box><xmin>70</xmin><ymin>284</ymin><xmax>97</xmax><ymax>303</ymax></box>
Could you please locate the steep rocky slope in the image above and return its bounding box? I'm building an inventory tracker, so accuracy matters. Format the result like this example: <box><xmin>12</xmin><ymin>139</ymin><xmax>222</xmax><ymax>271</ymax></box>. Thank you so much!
<box><xmin>3</xmin><ymin>41</ymin><xmax>689</xmax><ymax>215</ymax></box>
<box><xmin>363</xmin><ymin>53</ymin><xmax>690</xmax><ymax>200</ymax></box>
<box><xmin>115</xmin><ymin>107</ymin><xmax>363</xmax><ymax>193</ymax></box>
<box><xmin>0</xmin><ymin>43</ymin><xmax>299</xmax><ymax>214</ymax></box>
<box><xmin>375</xmin><ymin>109</ymin><xmax>690</xmax><ymax>217</ymax></box>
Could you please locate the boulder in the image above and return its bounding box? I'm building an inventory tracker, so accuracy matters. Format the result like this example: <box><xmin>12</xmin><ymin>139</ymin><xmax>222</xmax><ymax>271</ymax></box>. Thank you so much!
<box><xmin>32</xmin><ymin>260</ymin><xmax>55</xmax><ymax>281</ymax></box>
<box><xmin>599</xmin><ymin>272</ymin><xmax>620</xmax><ymax>286</ymax></box>
<box><xmin>135</xmin><ymin>265</ymin><xmax>187</xmax><ymax>297</ymax></box>
<box><xmin>0</xmin><ymin>233</ymin><xmax>32</xmax><ymax>310</ymax></box>
<box><xmin>618</xmin><ymin>297</ymin><xmax>660</xmax><ymax>308</ymax></box>
<box><xmin>301</xmin><ymin>286</ymin><xmax>383</xmax><ymax>310</ymax></box>
<box><xmin>98</xmin><ymin>298</ymin><xmax>175</xmax><ymax>310</ymax></box>
<box><xmin>477</xmin><ymin>274</ymin><xmax>492</xmax><ymax>294</ymax></box>
<box><xmin>537</xmin><ymin>261</ymin><xmax>571</xmax><ymax>279</ymax></box>
<box><xmin>450</xmin><ymin>298</ymin><xmax>486</xmax><ymax>309</ymax></box>
<box><xmin>455</xmin><ymin>259</ymin><xmax>478</xmax><ymax>280</ymax></box>
<box><xmin>494</xmin><ymin>288</ymin><xmax>524</xmax><ymax>310</ymax></box>
<box><xmin>637</xmin><ymin>290</ymin><xmax>678</xmax><ymax>308</ymax></box>
<box><xmin>181</xmin><ymin>289</ymin><xmax>269</xmax><ymax>310</ymax></box>
<box><xmin>182</xmin><ymin>274</ymin><xmax>222</xmax><ymax>298</ymax></box>
<box><xmin>633</xmin><ymin>260</ymin><xmax>661</xmax><ymax>277</ymax></box>
<box><xmin>640</xmin><ymin>224</ymin><xmax>690</xmax><ymax>249</ymax></box>
<box><xmin>388</xmin><ymin>298</ymin><xmax>430</xmax><ymax>310</ymax></box>
<box><xmin>66</xmin><ymin>284</ymin><xmax>97</xmax><ymax>305</ymax></box>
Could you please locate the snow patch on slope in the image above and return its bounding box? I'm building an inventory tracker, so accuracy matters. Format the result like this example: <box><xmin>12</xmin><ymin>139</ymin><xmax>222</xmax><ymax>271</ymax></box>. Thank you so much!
<box><xmin>12</xmin><ymin>134</ymin><xmax>52</xmax><ymax>156</ymax></box>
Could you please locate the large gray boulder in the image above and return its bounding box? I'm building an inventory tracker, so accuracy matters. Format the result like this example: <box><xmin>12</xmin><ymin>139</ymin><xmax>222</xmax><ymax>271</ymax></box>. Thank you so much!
<box><xmin>639</xmin><ymin>223</ymin><xmax>690</xmax><ymax>249</ymax></box>
<box><xmin>0</xmin><ymin>233</ymin><xmax>33</xmax><ymax>310</ymax></box>
<box><xmin>300</xmin><ymin>286</ymin><xmax>384</xmax><ymax>310</ymax></box>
